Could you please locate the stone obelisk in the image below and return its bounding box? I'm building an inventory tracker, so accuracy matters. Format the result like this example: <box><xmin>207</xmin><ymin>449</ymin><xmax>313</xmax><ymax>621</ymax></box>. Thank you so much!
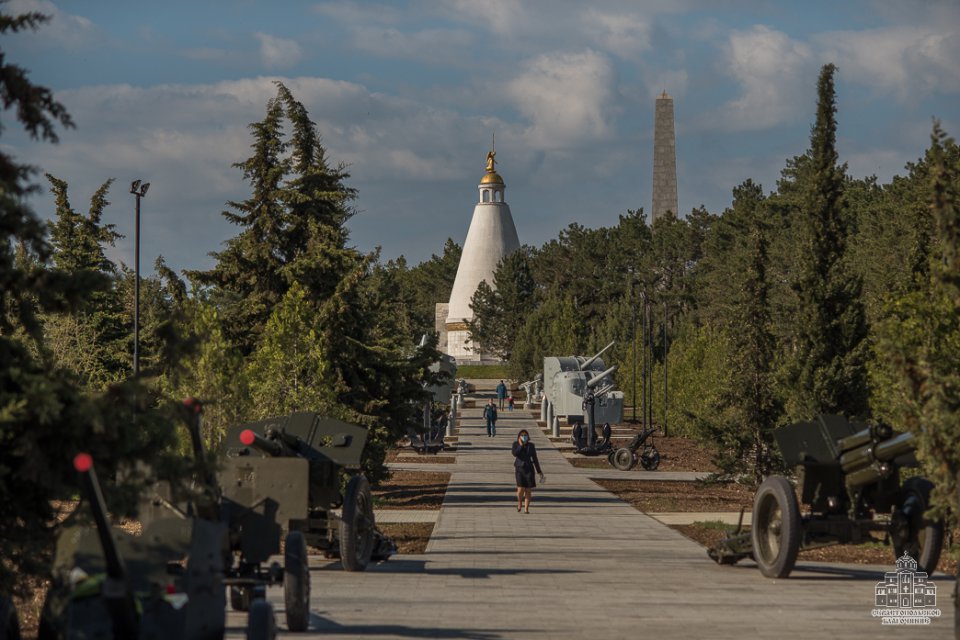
<box><xmin>652</xmin><ymin>91</ymin><xmax>678</xmax><ymax>222</ymax></box>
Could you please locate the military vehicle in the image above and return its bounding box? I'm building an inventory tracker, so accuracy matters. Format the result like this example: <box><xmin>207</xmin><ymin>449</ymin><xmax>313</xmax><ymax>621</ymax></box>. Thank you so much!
<box><xmin>542</xmin><ymin>342</ymin><xmax>624</xmax><ymax>428</ymax></box>
<box><xmin>708</xmin><ymin>415</ymin><xmax>944</xmax><ymax>579</ymax></box>
<box><xmin>38</xmin><ymin>452</ymin><xmax>275</xmax><ymax>640</ymax></box>
<box><xmin>221</xmin><ymin>411</ymin><xmax>394</xmax><ymax>596</ymax></box>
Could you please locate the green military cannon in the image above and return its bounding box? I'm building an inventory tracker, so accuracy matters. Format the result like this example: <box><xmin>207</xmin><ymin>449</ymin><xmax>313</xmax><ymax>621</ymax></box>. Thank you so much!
<box><xmin>220</xmin><ymin>412</ymin><xmax>393</xmax><ymax>597</ymax></box>
<box><xmin>37</xmin><ymin>452</ymin><xmax>275</xmax><ymax>640</ymax></box>
<box><xmin>709</xmin><ymin>415</ymin><xmax>944</xmax><ymax>578</ymax></box>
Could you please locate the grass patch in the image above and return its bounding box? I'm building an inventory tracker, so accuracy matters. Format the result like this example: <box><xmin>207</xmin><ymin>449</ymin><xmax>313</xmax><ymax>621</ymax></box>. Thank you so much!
<box><xmin>455</xmin><ymin>364</ymin><xmax>511</xmax><ymax>379</ymax></box>
<box><xmin>378</xmin><ymin>522</ymin><xmax>434</xmax><ymax>554</ymax></box>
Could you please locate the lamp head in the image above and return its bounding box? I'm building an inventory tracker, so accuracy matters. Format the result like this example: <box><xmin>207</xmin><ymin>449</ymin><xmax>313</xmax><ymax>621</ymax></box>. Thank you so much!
<box><xmin>130</xmin><ymin>179</ymin><xmax>141</xmax><ymax>194</ymax></box>
<box><xmin>140</xmin><ymin>183</ymin><xmax>150</xmax><ymax>197</ymax></box>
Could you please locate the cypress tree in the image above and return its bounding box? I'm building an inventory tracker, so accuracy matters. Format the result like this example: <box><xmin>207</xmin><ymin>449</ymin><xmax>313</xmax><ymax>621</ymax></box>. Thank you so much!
<box><xmin>786</xmin><ymin>64</ymin><xmax>869</xmax><ymax>419</ymax></box>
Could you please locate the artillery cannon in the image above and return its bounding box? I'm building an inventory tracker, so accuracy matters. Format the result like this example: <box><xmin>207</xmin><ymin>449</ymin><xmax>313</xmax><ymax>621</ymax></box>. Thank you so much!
<box><xmin>221</xmin><ymin>412</ymin><xmax>394</xmax><ymax>594</ymax></box>
<box><xmin>542</xmin><ymin>343</ymin><xmax>624</xmax><ymax>429</ymax></box>
<box><xmin>38</xmin><ymin>452</ymin><xmax>275</xmax><ymax>640</ymax></box>
<box><xmin>708</xmin><ymin>415</ymin><xmax>944</xmax><ymax>579</ymax></box>
<box><xmin>607</xmin><ymin>425</ymin><xmax>660</xmax><ymax>472</ymax></box>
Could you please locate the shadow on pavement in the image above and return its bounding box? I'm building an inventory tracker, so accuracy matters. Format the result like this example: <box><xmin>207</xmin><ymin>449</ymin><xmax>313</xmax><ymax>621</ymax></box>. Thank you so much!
<box><xmin>306</xmin><ymin>614</ymin><xmax>504</xmax><ymax>639</ymax></box>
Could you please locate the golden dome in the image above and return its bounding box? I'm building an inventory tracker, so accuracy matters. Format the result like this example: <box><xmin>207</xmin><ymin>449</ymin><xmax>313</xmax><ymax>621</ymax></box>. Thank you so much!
<box><xmin>480</xmin><ymin>171</ymin><xmax>504</xmax><ymax>185</ymax></box>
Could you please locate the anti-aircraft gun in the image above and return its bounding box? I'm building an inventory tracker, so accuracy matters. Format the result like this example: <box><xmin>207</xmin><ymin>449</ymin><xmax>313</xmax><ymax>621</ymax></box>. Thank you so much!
<box><xmin>542</xmin><ymin>342</ymin><xmax>625</xmax><ymax>431</ymax></box>
<box><xmin>708</xmin><ymin>415</ymin><xmax>944</xmax><ymax>579</ymax></box>
<box><xmin>37</xmin><ymin>452</ymin><xmax>276</xmax><ymax>640</ymax></box>
<box><xmin>220</xmin><ymin>411</ymin><xmax>394</xmax><ymax>590</ymax></box>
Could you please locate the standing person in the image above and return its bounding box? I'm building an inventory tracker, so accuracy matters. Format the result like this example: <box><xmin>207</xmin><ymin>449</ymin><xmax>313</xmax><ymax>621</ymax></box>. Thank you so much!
<box><xmin>483</xmin><ymin>399</ymin><xmax>498</xmax><ymax>437</ymax></box>
<box><xmin>496</xmin><ymin>380</ymin><xmax>507</xmax><ymax>410</ymax></box>
<box><xmin>512</xmin><ymin>430</ymin><xmax>544</xmax><ymax>513</ymax></box>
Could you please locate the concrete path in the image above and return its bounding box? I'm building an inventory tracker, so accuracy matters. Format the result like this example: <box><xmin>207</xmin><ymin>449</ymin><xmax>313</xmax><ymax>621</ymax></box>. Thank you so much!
<box><xmin>227</xmin><ymin>391</ymin><xmax>955</xmax><ymax>639</ymax></box>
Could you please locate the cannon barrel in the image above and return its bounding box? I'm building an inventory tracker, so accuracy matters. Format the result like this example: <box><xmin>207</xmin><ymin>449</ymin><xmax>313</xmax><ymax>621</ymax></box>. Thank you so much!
<box><xmin>73</xmin><ymin>453</ymin><xmax>126</xmax><ymax>581</ymax></box>
<box><xmin>580</xmin><ymin>341</ymin><xmax>615</xmax><ymax>372</ymax></box>
<box><xmin>240</xmin><ymin>429</ymin><xmax>286</xmax><ymax>457</ymax></box>
<box><xmin>183</xmin><ymin>397</ymin><xmax>217</xmax><ymax>487</ymax></box>
<box><xmin>72</xmin><ymin>453</ymin><xmax>140</xmax><ymax>637</ymax></box>
<box><xmin>840</xmin><ymin>431</ymin><xmax>916</xmax><ymax>490</ymax></box>
<box><xmin>586</xmin><ymin>364</ymin><xmax>618</xmax><ymax>389</ymax></box>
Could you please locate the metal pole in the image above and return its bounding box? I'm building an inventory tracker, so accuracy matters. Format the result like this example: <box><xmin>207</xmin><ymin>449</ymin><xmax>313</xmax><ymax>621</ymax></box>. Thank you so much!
<box><xmin>632</xmin><ymin>302</ymin><xmax>637</xmax><ymax>422</ymax></box>
<box><xmin>133</xmin><ymin>192</ymin><xmax>140</xmax><ymax>378</ymax></box>
<box><xmin>663</xmin><ymin>301</ymin><xmax>668</xmax><ymax>438</ymax></box>
<box><xmin>644</xmin><ymin>297</ymin><xmax>651</xmax><ymax>430</ymax></box>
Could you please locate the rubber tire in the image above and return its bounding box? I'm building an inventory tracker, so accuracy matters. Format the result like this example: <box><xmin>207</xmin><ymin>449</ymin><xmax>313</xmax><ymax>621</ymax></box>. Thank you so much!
<box><xmin>612</xmin><ymin>447</ymin><xmax>636</xmax><ymax>471</ymax></box>
<box><xmin>246</xmin><ymin>599</ymin><xmax>276</xmax><ymax>640</ymax></box>
<box><xmin>0</xmin><ymin>596</ymin><xmax>21</xmax><ymax>640</ymax></box>
<box><xmin>893</xmin><ymin>477</ymin><xmax>944</xmax><ymax>575</ymax></box>
<box><xmin>751</xmin><ymin>475</ymin><xmax>801</xmax><ymax>579</ymax></box>
<box><xmin>230</xmin><ymin>586</ymin><xmax>251</xmax><ymax>612</ymax></box>
<box><xmin>284</xmin><ymin>531</ymin><xmax>311</xmax><ymax>632</ymax></box>
<box><xmin>639</xmin><ymin>446</ymin><xmax>660</xmax><ymax>471</ymax></box>
<box><xmin>340</xmin><ymin>475</ymin><xmax>375</xmax><ymax>572</ymax></box>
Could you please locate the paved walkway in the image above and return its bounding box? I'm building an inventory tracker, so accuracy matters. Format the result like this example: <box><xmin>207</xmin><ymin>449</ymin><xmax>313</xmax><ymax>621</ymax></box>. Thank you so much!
<box><xmin>227</xmin><ymin>391</ymin><xmax>956</xmax><ymax>638</ymax></box>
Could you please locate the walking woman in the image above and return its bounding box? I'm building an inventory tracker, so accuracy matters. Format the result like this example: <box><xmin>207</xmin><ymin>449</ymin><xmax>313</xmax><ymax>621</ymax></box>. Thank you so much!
<box><xmin>512</xmin><ymin>429</ymin><xmax>544</xmax><ymax>513</ymax></box>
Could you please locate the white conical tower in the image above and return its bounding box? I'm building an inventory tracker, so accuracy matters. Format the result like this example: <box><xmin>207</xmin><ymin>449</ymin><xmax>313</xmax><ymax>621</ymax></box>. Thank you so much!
<box><xmin>444</xmin><ymin>145</ymin><xmax>520</xmax><ymax>362</ymax></box>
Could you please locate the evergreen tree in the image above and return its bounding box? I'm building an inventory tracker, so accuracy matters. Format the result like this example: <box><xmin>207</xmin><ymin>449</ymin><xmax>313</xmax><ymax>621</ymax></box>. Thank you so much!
<box><xmin>196</xmin><ymin>93</ymin><xmax>289</xmax><ymax>353</ymax></box>
<box><xmin>467</xmin><ymin>247</ymin><xmax>537</xmax><ymax>360</ymax></box>
<box><xmin>0</xmin><ymin>7</ymin><xmax>180</xmax><ymax>598</ymax></box>
<box><xmin>784</xmin><ymin>64</ymin><xmax>869</xmax><ymax>420</ymax></box>
<box><xmin>873</xmin><ymin>123</ymin><xmax>960</xmax><ymax>635</ymax></box>
<box><xmin>42</xmin><ymin>175</ymin><xmax>128</xmax><ymax>388</ymax></box>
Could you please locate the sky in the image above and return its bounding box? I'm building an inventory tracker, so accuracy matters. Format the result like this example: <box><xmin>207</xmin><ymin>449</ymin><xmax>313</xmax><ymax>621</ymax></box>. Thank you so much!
<box><xmin>5</xmin><ymin>0</ymin><xmax>959</xmax><ymax>275</ymax></box>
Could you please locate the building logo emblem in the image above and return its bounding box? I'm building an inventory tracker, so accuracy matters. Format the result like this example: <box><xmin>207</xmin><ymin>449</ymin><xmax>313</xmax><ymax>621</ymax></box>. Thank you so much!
<box><xmin>871</xmin><ymin>554</ymin><xmax>941</xmax><ymax>625</ymax></box>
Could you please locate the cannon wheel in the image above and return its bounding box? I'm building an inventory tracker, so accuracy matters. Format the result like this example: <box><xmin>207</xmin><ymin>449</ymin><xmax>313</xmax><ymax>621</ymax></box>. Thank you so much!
<box><xmin>751</xmin><ymin>476</ymin><xmax>801</xmax><ymax>578</ymax></box>
<box><xmin>893</xmin><ymin>477</ymin><xmax>944</xmax><ymax>575</ymax></box>
<box><xmin>247</xmin><ymin>599</ymin><xmax>276</xmax><ymax>640</ymax></box>
<box><xmin>229</xmin><ymin>586</ymin><xmax>251</xmax><ymax>612</ymax></box>
<box><xmin>0</xmin><ymin>596</ymin><xmax>21</xmax><ymax>640</ymax></box>
<box><xmin>340</xmin><ymin>475</ymin><xmax>375</xmax><ymax>572</ymax></box>
<box><xmin>611</xmin><ymin>447</ymin><xmax>636</xmax><ymax>471</ymax></box>
<box><xmin>639</xmin><ymin>446</ymin><xmax>660</xmax><ymax>471</ymax></box>
<box><xmin>284</xmin><ymin>530</ymin><xmax>311</xmax><ymax>631</ymax></box>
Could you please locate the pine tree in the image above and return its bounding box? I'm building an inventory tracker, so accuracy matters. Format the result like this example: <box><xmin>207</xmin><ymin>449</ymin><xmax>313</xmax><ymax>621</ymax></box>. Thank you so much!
<box><xmin>43</xmin><ymin>175</ymin><xmax>128</xmax><ymax>388</ymax></box>
<box><xmin>0</xmin><ymin>7</ymin><xmax>180</xmax><ymax>598</ymax></box>
<box><xmin>785</xmin><ymin>64</ymin><xmax>869</xmax><ymax>420</ymax></box>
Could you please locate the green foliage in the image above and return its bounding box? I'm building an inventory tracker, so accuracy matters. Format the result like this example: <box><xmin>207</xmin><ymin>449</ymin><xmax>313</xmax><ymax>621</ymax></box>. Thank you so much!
<box><xmin>42</xmin><ymin>175</ymin><xmax>128</xmax><ymax>388</ymax></box>
<box><xmin>783</xmin><ymin>64</ymin><xmax>869</xmax><ymax>421</ymax></box>
<box><xmin>874</xmin><ymin>123</ymin><xmax>960</xmax><ymax>525</ymax></box>
<box><xmin>467</xmin><ymin>247</ymin><xmax>536</xmax><ymax>360</ymax></box>
<box><xmin>0</xmin><ymin>6</ymin><xmax>183</xmax><ymax>597</ymax></box>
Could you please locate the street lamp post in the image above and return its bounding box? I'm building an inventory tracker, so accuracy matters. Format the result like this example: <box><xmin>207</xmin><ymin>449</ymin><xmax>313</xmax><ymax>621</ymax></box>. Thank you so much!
<box><xmin>130</xmin><ymin>180</ymin><xmax>150</xmax><ymax>378</ymax></box>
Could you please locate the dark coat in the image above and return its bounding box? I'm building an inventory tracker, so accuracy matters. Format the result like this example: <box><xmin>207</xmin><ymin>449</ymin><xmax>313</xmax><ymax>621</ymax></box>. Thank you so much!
<box><xmin>512</xmin><ymin>440</ymin><xmax>542</xmax><ymax>488</ymax></box>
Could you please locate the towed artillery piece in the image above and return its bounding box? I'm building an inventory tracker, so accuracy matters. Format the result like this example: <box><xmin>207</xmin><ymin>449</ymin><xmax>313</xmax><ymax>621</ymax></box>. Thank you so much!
<box><xmin>608</xmin><ymin>426</ymin><xmax>660</xmax><ymax>472</ymax></box>
<box><xmin>37</xmin><ymin>452</ymin><xmax>275</xmax><ymax>640</ymax></box>
<box><xmin>708</xmin><ymin>415</ymin><xmax>944</xmax><ymax>578</ymax></box>
<box><xmin>221</xmin><ymin>412</ymin><xmax>394</xmax><ymax>593</ymax></box>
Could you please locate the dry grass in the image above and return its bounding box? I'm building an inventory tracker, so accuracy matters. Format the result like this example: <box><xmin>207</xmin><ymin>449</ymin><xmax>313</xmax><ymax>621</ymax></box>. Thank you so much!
<box><xmin>373</xmin><ymin>471</ymin><xmax>451</xmax><ymax>510</ymax></box>
<box><xmin>596</xmin><ymin>478</ymin><xmax>754</xmax><ymax>512</ymax></box>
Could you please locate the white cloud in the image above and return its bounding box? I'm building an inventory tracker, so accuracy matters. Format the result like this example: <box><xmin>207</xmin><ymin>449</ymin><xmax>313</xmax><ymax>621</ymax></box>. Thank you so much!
<box><xmin>815</xmin><ymin>26</ymin><xmax>960</xmax><ymax>98</ymax></box>
<box><xmin>581</xmin><ymin>9</ymin><xmax>652</xmax><ymax>58</ymax></box>
<box><xmin>255</xmin><ymin>33</ymin><xmax>302</xmax><ymax>69</ymax></box>
<box><xmin>7</xmin><ymin>0</ymin><xmax>98</xmax><ymax>48</ymax></box>
<box><xmin>709</xmin><ymin>25</ymin><xmax>815</xmax><ymax>132</ymax></box>
<box><xmin>351</xmin><ymin>26</ymin><xmax>474</xmax><ymax>62</ymax></box>
<box><xmin>506</xmin><ymin>49</ymin><xmax>618</xmax><ymax>148</ymax></box>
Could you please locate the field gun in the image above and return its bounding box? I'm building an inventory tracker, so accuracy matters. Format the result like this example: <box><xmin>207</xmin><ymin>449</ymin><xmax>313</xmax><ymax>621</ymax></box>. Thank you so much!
<box><xmin>221</xmin><ymin>411</ymin><xmax>394</xmax><ymax>587</ymax></box>
<box><xmin>708</xmin><ymin>415</ymin><xmax>944</xmax><ymax>579</ymax></box>
<box><xmin>37</xmin><ymin>451</ymin><xmax>276</xmax><ymax>640</ymax></box>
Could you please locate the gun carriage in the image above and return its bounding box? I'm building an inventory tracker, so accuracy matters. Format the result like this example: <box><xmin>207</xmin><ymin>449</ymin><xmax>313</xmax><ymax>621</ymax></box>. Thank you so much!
<box><xmin>220</xmin><ymin>411</ymin><xmax>394</xmax><ymax>609</ymax></box>
<box><xmin>708</xmin><ymin>415</ymin><xmax>944</xmax><ymax>579</ymax></box>
<box><xmin>38</xmin><ymin>451</ymin><xmax>275</xmax><ymax>640</ymax></box>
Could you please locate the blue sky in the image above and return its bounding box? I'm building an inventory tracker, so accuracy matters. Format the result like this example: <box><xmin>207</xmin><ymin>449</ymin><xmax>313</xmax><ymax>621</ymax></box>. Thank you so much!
<box><xmin>5</xmin><ymin>0</ymin><xmax>959</xmax><ymax>275</ymax></box>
